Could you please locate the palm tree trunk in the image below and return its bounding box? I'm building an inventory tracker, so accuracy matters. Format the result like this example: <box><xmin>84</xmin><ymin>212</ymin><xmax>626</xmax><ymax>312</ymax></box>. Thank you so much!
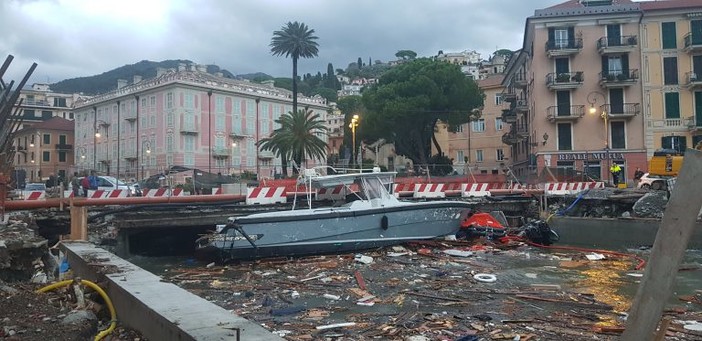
<box><xmin>292</xmin><ymin>56</ymin><xmax>298</xmax><ymax>115</ymax></box>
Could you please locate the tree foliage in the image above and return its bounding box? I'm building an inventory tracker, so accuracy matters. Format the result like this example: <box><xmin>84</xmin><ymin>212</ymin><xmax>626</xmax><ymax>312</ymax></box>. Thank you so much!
<box><xmin>394</xmin><ymin>50</ymin><xmax>417</xmax><ymax>60</ymax></box>
<box><xmin>361</xmin><ymin>58</ymin><xmax>483</xmax><ymax>166</ymax></box>
<box><xmin>270</xmin><ymin>21</ymin><xmax>319</xmax><ymax>116</ymax></box>
<box><xmin>258</xmin><ymin>109</ymin><xmax>328</xmax><ymax>174</ymax></box>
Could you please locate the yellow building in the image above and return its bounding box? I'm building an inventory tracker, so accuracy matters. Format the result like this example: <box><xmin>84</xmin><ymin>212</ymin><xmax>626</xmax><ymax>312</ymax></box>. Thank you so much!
<box><xmin>639</xmin><ymin>0</ymin><xmax>702</xmax><ymax>154</ymax></box>
<box><xmin>12</xmin><ymin>117</ymin><xmax>75</xmax><ymax>184</ymax></box>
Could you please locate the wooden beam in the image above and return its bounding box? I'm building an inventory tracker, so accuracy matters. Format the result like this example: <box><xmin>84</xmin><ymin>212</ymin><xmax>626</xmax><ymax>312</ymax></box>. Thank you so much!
<box><xmin>621</xmin><ymin>149</ymin><xmax>702</xmax><ymax>340</ymax></box>
<box><xmin>70</xmin><ymin>206</ymin><xmax>88</xmax><ymax>241</ymax></box>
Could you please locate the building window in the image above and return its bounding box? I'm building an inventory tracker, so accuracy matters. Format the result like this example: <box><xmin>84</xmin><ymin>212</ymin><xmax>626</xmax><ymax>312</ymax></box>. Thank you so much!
<box><xmin>661</xmin><ymin>22</ymin><xmax>677</xmax><ymax>49</ymax></box>
<box><xmin>664</xmin><ymin>92</ymin><xmax>680</xmax><ymax>119</ymax></box>
<box><xmin>661</xmin><ymin>135</ymin><xmax>687</xmax><ymax>153</ymax></box>
<box><xmin>184</xmin><ymin>136</ymin><xmax>194</xmax><ymax>152</ymax></box>
<box><xmin>585</xmin><ymin>161</ymin><xmax>601</xmax><ymax>180</ymax></box>
<box><xmin>215</xmin><ymin>114</ymin><xmax>225</xmax><ymax>132</ymax></box>
<box><xmin>471</xmin><ymin>119</ymin><xmax>485</xmax><ymax>132</ymax></box>
<box><xmin>611</xmin><ymin>121</ymin><xmax>626</xmax><ymax>149</ymax></box>
<box><xmin>557</xmin><ymin>123</ymin><xmax>572</xmax><ymax>151</ymax></box>
<box><xmin>456</xmin><ymin>150</ymin><xmax>464</xmax><ymax>163</ymax></box>
<box><xmin>215</xmin><ymin>96</ymin><xmax>225</xmax><ymax>114</ymax></box>
<box><xmin>150</xmin><ymin>96</ymin><xmax>156</xmax><ymax>107</ymax></box>
<box><xmin>42</xmin><ymin>151</ymin><xmax>50</xmax><ymax>162</ymax></box>
<box><xmin>184</xmin><ymin>93</ymin><xmax>194</xmax><ymax>109</ymax></box>
<box><xmin>495</xmin><ymin>117</ymin><xmax>503</xmax><ymax>131</ymax></box>
<box><xmin>496</xmin><ymin>149</ymin><xmax>504</xmax><ymax>161</ymax></box>
<box><xmin>475</xmin><ymin>150</ymin><xmax>483</xmax><ymax>162</ymax></box>
<box><xmin>495</xmin><ymin>94</ymin><xmax>503</xmax><ymax>105</ymax></box>
<box><xmin>42</xmin><ymin>111</ymin><xmax>52</xmax><ymax>119</ymax></box>
<box><xmin>43</xmin><ymin>134</ymin><xmax>50</xmax><ymax>145</ymax></box>
<box><xmin>58</xmin><ymin>151</ymin><xmax>66</xmax><ymax>162</ymax></box>
<box><xmin>166</xmin><ymin>93</ymin><xmax>173</xmax><ymax>109</ymax></box>
<box><xmin>663</xmin><ymin>57</ymin><xmax>678</xmax><ymax>85</ymax></box>
<box><xmin>455</xmin><ymin>124</ymin><xmax>464</xmax><ymax>133</ymax></box>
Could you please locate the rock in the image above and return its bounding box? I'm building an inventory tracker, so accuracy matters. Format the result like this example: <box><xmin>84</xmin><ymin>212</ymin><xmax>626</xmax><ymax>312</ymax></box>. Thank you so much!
<box><xmin>632</xmin><ymin>191</ymin><xmax>667</xmax><ymax>219</ymax></box>
<box><xmin>61</xmin><ymin>310</ymin><xmax>98</xmax><ymax>339</ymax></box>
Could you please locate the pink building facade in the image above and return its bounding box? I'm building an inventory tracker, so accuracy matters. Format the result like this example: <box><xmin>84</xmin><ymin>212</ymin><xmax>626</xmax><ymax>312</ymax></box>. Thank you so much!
<box><xmin>73</xmin><ymin>66</ymin><xmax>329</xmax><ymax>181</ymax></box>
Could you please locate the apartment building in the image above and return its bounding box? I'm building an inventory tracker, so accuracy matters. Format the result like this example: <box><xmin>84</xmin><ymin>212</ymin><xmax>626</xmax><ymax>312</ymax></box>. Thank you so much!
<box><xmin>639</xmin><ymin>0</ymin><xmax>702</xmax><ymax>154</ymax></box>
<box><xmin>14</xmin><ymin>83</ymin><xmax>80</xmax><ymax>128</ymax></box>
<box><xmin>503</xmin><ymin>0</ymin><xmax>648</xmax><ymax>184</ymax></box>
<box><xmin>12</xmin><ymin>117</ymin><xmax>75</xmax><ymax>183</ymax></box>
<box><xmin>437</xmin><ymin>75</ymin><xmax>508</xmax><ymax>175</ymax></box>
<box><xmin>72</xmin><ymin>64</ymin><xmax>329</xmax><ymax>180</ymax></box>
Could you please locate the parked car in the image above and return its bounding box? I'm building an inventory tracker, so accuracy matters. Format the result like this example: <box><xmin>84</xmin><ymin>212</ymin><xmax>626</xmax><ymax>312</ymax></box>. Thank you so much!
<box><xmin>637</xmin><ymin>173</ymin><xmax>667</xmax><ymax>190</ymax></box>
<box><xmin>70</xmin><ymin>176</ymin><xmax>138</xmax><ymax>196</ymax></box>
<box><xmin>24</xmin><ymin>183</ymin><xmax>46</xmax><ymax>191</ymax></box>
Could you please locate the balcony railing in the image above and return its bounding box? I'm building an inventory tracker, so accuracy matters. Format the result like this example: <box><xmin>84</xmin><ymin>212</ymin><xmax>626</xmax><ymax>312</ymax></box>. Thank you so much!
<box><xmin>687</xmin><ymin>116</ymin><xmax>702</xmax><ymax>132</ymax></box>
<box><xmin>501</xmin><ymin>132</ymin><xmax>523</xmax><ymax>145</ymax></box>
<box><xmin>180</xmin><ymin>122</ymin><xmax>198</xmax><ymax>135</ymax></box>
<box><xmin>686</xmin><ymin>71</ymin><xmax>702</xmax><ymax>89</ymax></box>
<box><xmin>229</xmin><ymin>129</ymin><xmax>249</xmax><ymax>138</ymax></box>
<box><xmin>123</xmin><ymin>113</ymin><xmax>137</xmax><ymax>121</ymax></box>
<box><xmin>212</xmin><ymin>147</ymin><xmax>230</xmax><ymax>158</ymax></box>
<box><xmin>546</xmin><ymin>105</ymin><xmax>585</xmax><ymax>122</ymax></box>
<box><xmin>599</xmin><ymin>69</ymin><xmax>639</xmax><ymax>87</ymax></box>
<box><xmin>55</xmin><ymin>143</ymin><xmax>73</xmax><ymax>150</ymax></box>
<box><xmin>515</xmin><ymin>125</ymin><xmax>529</xmax><ymax>139</ymax></box>
<box><xmin>500</xmin><ymin>90</ymin><xmax>517</xmax><ymax>102</ymax></box>
<box><xmin>596</xmin><ymin>35</ymin><xmax>637</xmax><ymax>54</ymax></box>
<box><xmin>122</xmin><ymin>151</ymin><xmax>137</xmax><ymax>160</ymax></box>
<box><xmin>683</xmin><ymin>32</ymin><xmax>702</xmax><ymax>52</ymax></box>
<box><xmin>545</xmin><ymin>38</ymin><xmax>583</xmax><ymax>57</ymax></box>
<box><xmin>546</xmin><ymin>72</ymin><xmax>584</xmax><ymax>90</ymax></box>
<box><xmin>600</xmin><ymin>103</ymin><xmax>640</xmax><ymax>118</ymax></box>
<box><xmin>514</xmin><ymin>72</ymin><xmax>528</xmax><ymax>88</ymax></box>
<box><xmin>501</xmin><ymin>109</ymin><xmax>517</xmax><ymax>123</ymax></box>
<box><xmin>515</xmin><ymin>99</ymin><xmax>529</xmax><ymax>113</ymax></box>
<box><xmin>258</xmin><ymin>151</ymin><xmax>275</xmax><ymax>159</ymax></box>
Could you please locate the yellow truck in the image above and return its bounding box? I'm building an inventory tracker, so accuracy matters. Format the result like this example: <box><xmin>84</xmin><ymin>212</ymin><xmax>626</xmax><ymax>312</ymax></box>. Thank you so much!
<box><xmin>641</xmin><ymin>144</ymin><xmax>702</xmax><ymax>190</ymax></box>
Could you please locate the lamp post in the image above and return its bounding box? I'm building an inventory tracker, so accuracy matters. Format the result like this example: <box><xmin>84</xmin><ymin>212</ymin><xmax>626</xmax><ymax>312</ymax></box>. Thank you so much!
<box><xmin>587</xmin><ymin>91</ymin><xmax>610</xmax><ymax>184</ymax></box>
<box><xmin>349</xmin><ymin>114</ymin><xmax>359</xmax><ymax>169</ymax></box>
<box><xmin>95</xmin><ymin>119</ymin><xmax>110</xmax><ymax>177</ymax></box>
<box><xmin>207</xmin><ymin>90</ymin><xmax>212</xmax><ymax>174</ymax></box>
<box><xmin>141</xmin><ymin>141</ymin><xmax>151</xmax><ymax>180</ymax></box>
<box><xmin>77</xmin><ymin>146</ymin><xmax>87</xmax><ymax>172</ymax></box>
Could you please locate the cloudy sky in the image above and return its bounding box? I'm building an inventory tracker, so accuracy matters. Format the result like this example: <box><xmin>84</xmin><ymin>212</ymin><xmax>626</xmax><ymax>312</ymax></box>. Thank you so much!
<box><xmin>1</xmin><ymin>0</ymin><xmax>565</xmax><ymax>85</ymax></box>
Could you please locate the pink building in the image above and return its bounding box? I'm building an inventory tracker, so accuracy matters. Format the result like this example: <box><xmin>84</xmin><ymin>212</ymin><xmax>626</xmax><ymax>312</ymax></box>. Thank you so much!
<box><xmin>72</xmin><ymin>65</ymin><xmax>329</xmax><ymax>181</ymax></box>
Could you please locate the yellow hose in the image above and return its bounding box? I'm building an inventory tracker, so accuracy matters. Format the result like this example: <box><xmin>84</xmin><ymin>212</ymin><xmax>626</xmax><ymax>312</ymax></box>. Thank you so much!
<box><xmin>37</xmin><ymin>279</ymin><xmax>117</xmax><ymax>341</ymax></box>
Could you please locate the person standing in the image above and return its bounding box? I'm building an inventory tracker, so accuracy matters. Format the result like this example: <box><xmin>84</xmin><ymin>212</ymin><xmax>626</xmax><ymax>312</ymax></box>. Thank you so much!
<box><xmin>70</xmin><ymin>172</ymin><xmax>80</xmax><ymax>197</ymax></box>
<box><xmin>88</xmin><ymin>170</ymin><xmax>99</xmax><ymax>190</ymax></box>
<box><xmin>610</xmin><ymin>163</ymin><xmax>622</xmax><ymax>186</ymax></box>
<box><xmin>633</xmin><ymin>167</ymin><xmax>645</xmax><ymax>187</ymax></box>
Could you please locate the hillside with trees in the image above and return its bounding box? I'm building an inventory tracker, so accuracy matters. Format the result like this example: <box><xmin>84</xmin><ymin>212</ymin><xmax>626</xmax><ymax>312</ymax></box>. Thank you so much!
<box><xmin>50</xmin><ymin>59</ymin><xmax>235</xmax><ymax>95</ymax></box>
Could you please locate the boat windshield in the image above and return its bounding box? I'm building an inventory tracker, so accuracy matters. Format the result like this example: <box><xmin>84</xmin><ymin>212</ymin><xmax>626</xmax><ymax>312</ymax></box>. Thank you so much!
<box><xmin>359</xmin><ymin>176</ymin><xmax>393</xmax><ymax>201</ymax></box>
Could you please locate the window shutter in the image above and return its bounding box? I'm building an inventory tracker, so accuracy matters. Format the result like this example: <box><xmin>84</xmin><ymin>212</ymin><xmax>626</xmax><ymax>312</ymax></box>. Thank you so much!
<box><xmin>601</xmin><ymin>56</ymin><xmax>609</xmax><ymax>74</ymax></box>
<box><xmin>548</xmin><ymin>28</ymin><xmax>555</xmax><ymax>47</ymax></box>
<box><xmin>567</xmin><ymin>27</ymin><xmax>575</xmax><ymax>47</ymax></box>
<box><xmin>622</xmin><ymin>54</ymin><xmax>629</xmax><ymax>73</ymax></box>
<box><xmin>662</xmin><ymin>22</ymin><xmax>677</xmax><ymax>49</ymax></box>
<box><xmin>664</xmin><ymin>92</ymin><xmax>680</xmax><ymax>119</ymax></box>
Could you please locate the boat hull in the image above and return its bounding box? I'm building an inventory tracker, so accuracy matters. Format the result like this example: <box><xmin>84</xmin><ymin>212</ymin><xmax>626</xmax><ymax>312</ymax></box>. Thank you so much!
<box><xmin>198</xmin><ymin>201</ymin><xmax>472</xmax><ymax>261</ymax></box>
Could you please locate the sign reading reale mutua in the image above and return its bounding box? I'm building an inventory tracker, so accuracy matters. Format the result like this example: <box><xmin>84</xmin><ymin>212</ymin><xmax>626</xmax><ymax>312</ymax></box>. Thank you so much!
<box><xmin>556</xmin><ymin>152</ymin><xmax>626</xmax><ymax>161</ymax></box>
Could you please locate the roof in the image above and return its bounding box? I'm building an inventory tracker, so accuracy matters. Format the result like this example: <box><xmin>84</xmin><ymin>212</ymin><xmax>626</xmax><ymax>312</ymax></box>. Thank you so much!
<box><xmin>21</xmin><ymin>117</ymin><xmax>74</xmax><ymax>132</ymax></box>
<box><xmin>547</xmin><ymin>0</ymin><xmax>634</xmax><ymax>10</ymax></box>
<box><xmin>639</xmin><ymin>0</ymin><xmax>702</xmax><ymax>11</ymax></box>
<box><xmin>535</xmin><ymin>0</ymin><xmax>639</xmax><ymax>18</ymax></box>
<box><xmin>477</xmin><ymin>75</ymin><xmax>505</xmax><ymax>89</ymax></box>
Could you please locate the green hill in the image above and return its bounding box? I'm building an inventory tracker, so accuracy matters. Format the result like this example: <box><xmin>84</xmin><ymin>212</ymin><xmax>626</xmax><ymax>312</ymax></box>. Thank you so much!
<box><xmin>50</xmin><ymin>60</ymin><xmax>236</xmax><ymax>95</ymax></box>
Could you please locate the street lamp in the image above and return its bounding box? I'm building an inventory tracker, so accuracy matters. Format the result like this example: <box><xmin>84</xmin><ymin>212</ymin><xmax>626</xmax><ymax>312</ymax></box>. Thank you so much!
<box><xmin>207</xmin><ymin>90</ymin><xmax>213</xmax><ymax>174</ymax></box>
<box><xmin>587</xmin><ymin>91</ymin><xmax>610</xmax><ymax>184</ymax></box>
<box><xmin>349</xmin><ymin>114</ymin><xmax>359</xmax><ymax>169</ymax></box>
<box><xmin>141</xmin><ymin>141</ymin><xmax>151</xmax><ymax>180</ymax></box>
<box><xmin>95</xmin><ymin>119</ymin><xmax>110</xmax><ymax>175</ymax></box>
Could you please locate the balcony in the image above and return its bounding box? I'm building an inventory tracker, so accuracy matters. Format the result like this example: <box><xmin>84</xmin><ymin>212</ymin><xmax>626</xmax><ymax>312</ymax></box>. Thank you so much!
<box><xmin>123</xmin><ymin>113</ymin><xmax>137</xmax><ymax>121</ymax></box>
<box><xmin>515</xmin><ymin>126</ymin><xmax>530</xmax><ymax>139</ymax></box>
<box><xmin>258</xmin><ymin>150</ymin><xmax>275</xmax><ymax>160</ymax></box>
<box><xmin>600</xmin><ymin>103</ymin><xmax>640</xmax><ymax>119</ymax></box>
<box><xmin>212</xmin><ymin>147</ymin><xmax>230</xmax><ymax>158</ymax></box>
<box><xmin>500</xmin><ymin>90</ymin><xmax>517</xmax><ymax>102</ymax></box>
<box><xmin>122</xmin><ymin>151</ymin><xmax>137</xmax><ymax>160</ymax></box>
<box><xmin>546</xmin><ymin>72</ymin><xmax>584</xmax><ymax>90</ymax></box>
<box><xmin>501</xmin><ymin>132</ymin><xmax>523</xmax><ymax>145</ymax></box>
<box><xmin>685</xmin><ymin>71</ymin><xmax>702</xmax><ymax>90</ymax></box>
<box><xmin>688</xmin><ymin>117</ymin><xmax>702</xmax><ymax>133</ymax></box>
<box><xmin>683</xmin><ymin>32</ymin><xmax>702</xmax><ymax>53</ymax></box>
<box><xmin>546</xmin><ymin>105</ymin><xmax>585</xmax><ymax>122</ymax></box>
<box><xmin>501</xmin><ymin>109</ymin><xmax>517</xmax><ymax>123</ymax></box>
<box><xmin>545</xmin><ymin>38</ymin><xmax>583</xmax><ymax>58</ymax></box>
<box><xmin>515</xmin><ymin>99</ymin><xmax>529</xmax><ymax>113</ymax></box>
<box><xmin>514</xmin><ymin>72</ymin><xmax>528</xmax><ymax>88</ymax></box>
<box><xmin>599</xmin><ymin>69</ymin><xmax>639</xmax><ymax>88</ymax></box>
<box><xmin>55</xmin><ymin>143</ymin><xmax>73</xmax><ymax>151</ymax></box>
<box><xmin>180</xmin><ymin>123</ymin><xmax>198</xmax><ymax>135</ymax></box>
<box><xmin>597</xmin><ymin>35</ymin><xmax>637</xmax><ymax>54</ymax></box>
<box><xmin>16</xmin><ymin>145</ymin><xmax>27</xmax><ymax>153</ymax></box>
<box><xmin>229</xmin><ymin>129</ymin><xmax>250</xmax><ymax>139</ymax></box>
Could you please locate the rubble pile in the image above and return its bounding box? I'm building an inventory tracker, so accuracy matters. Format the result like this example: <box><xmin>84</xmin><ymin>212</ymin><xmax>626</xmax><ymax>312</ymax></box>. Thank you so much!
<box><xmin>550</xmin><ymin>188</ymin><xmax>668</xmax><ymax>219</ymax></box>
<box><xmin>0</xmin><ymin>219</ymin><xmax>48</xmax><ymax>282</ymax></box>
<box><xmin>632</xmin><ymin>191</ymin><xmax>669</xmax><ymax>219</ymax></box>
<box><xmin>164</xmin><ymin>242</ymin><xmax>702</xmax><ymax>340</ymax></box>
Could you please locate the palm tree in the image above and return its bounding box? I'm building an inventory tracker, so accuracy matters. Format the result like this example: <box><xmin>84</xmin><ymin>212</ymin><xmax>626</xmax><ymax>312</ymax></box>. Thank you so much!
<box><xmin>259</xmin><ymin>109</ymin><xmax>328</xmax><ymax>175</ymax></box>
<box><xmin>270</xmin><ymin>21</ymin><xmax>319</xmax><ymax>115</ymax></box>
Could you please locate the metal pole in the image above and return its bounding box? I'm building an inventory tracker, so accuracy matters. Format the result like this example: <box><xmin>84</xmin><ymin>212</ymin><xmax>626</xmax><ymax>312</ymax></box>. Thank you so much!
<box><xmin>604</xmin><ymin>111</ymin><xmax>610</xmax><ymax>185</ymax></box>
<box><xmin>255</xmin><ymin>98</ymin><xmax>260</xmax><ymax>179</ymax></box>
<box><xmin>116</xmin><ymin>100</ymin><xmax>120</xmax><ymax>187</ymax></box>
<box><xmin>207</xmin><ymin>90</ymin><xmax>212</xmax><ymax>174</ymax></box>
<box><xmin>135</xmin><ymin>95</ymin><xmax>139</xmax><ymax>180</ymax></box>
<box><xmin>93</xmin><ymin>106</ymin><xmax>97</xmax><ymax>171</ymax></box>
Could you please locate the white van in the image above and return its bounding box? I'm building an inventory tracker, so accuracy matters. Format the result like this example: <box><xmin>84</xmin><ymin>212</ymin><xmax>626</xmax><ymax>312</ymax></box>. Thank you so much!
<box><xmin>72</xmin><ymin>176</ymin><xmax>138</xmax><ymax>196</ymax></box>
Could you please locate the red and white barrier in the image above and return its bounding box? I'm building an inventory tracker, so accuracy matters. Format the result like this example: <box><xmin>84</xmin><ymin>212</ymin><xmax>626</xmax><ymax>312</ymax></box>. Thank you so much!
<box><xmin>461</xmin><ymin>183</ymin><xmax>491</xmax><ymax>197</ymax></box>
<box><xmin>86</xmin><ymin>189</ymin><xmax>129</xmax><ymax>199</ymax></box>
<box><xmin>544</xmin><ymin>182</ymin><xmax>605</xmax><ymax>195</ymax></box>
<box><xmin>142</xmin><ymin>188</ymin><xmax>186</xmax><ymax>197</ymax></box>
<box><xmin>21</xmin><ymin>191</ymin><xmax>45</xmax><ymax>200</ymax></box>
<box><xmin>442</xmin><ymin>183</ymin><xmax>463</xmax><ymax>197</ymax></box>
<box><xmin>246</xmin><ymin>187</ymin><xmax>287</xmax><ymax>205</ymax></box>
<box><xmin>317</xmin><ymin>185</ymin><xmax>347</xmax><ymax>201</ymax></box>
<box><xmin>393</xmin><ymin>183</ymin><xmax>416</xmax><ymax>198</ymax></box>
<box><xmin>413</xmin><ymin>183</ymin><xmax>445</xmax><ymax>199</ymax></box>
